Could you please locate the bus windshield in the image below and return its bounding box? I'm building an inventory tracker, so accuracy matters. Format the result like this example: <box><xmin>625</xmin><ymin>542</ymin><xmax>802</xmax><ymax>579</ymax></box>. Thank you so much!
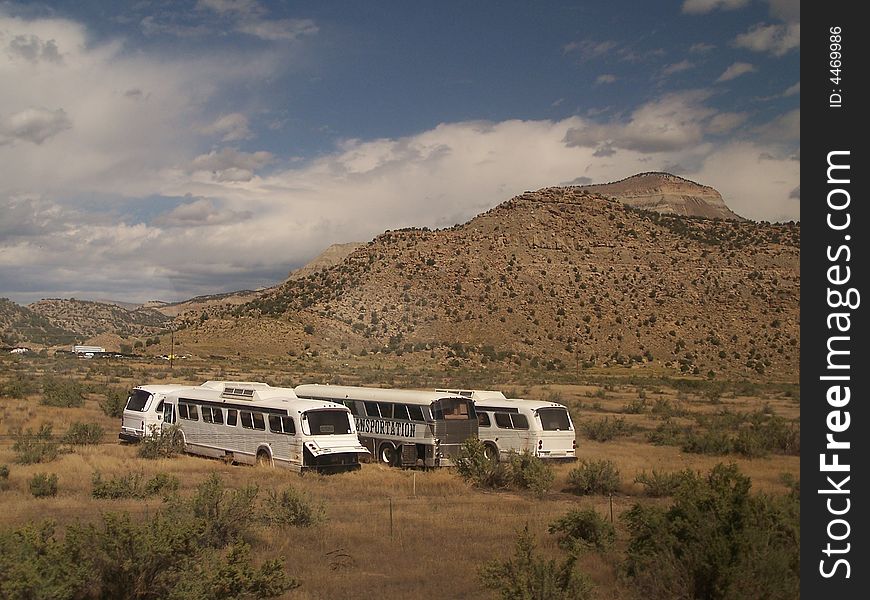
<box><xmin>537</xmin><ymin>407</ymin><xmax>572</xmax><ymax>431</ymax></box>
<box><xmin>125</xmin><ymin>389</ymin><xmax>152</xmax><ymax>412</ymax></box>
<box><xmin>306</xmin><ymin>410</ymin><xmax>353</xmax><ymax>435</ymax></box>
<box><xmin>431</xmin><ymin>397</ymin><xmax>476</xmax><ymax>421</ymax></box>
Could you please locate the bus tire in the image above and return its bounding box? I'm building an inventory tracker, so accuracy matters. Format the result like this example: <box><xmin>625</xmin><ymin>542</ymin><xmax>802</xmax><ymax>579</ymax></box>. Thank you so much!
<box><xmin>256</xmin><ymin>448</ymin><xmax>273</xmax><ymax>467</ymax></box>
<box><xmin>378</xmin><ymin>443</ymin><xmax>396</xmax><ymax>466</ymax></box>
<box><xmin>483</xmin><ymin>443</ymin><xmax>500</xmax><ymax>464</ymax></box>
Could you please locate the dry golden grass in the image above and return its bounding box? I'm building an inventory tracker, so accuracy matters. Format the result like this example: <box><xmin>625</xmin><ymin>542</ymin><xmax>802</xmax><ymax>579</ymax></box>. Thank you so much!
<box><xmin>0</xmin><ymin>355</ymin><xmax>799</xmax><ymax>599</ymax></box>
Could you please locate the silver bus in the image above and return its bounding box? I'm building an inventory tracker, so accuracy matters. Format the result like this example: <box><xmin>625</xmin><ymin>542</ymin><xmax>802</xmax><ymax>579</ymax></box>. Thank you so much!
<box><xmin>120</xmin><ymin>384</ymin><xmax>192</xmax><ymax>443</ymax></box>
<box><xmin>162</xmin><ymin>381</ymin><xmax>368</xmax><ymax>473</ymax></box>
<box><xmin>294</xmin><ymin>385</ymin><xmax>478</xmax><ymax>468</ymax></box>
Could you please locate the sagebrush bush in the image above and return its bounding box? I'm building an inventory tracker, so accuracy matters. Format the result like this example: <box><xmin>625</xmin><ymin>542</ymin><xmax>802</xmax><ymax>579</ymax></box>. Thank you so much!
<box><xmin>191</xmin><ymin>473</ymin><xmax>259</xmax><ymax>547</ymax></box>
<box><xmin>645</xmin><ymin>418</ymin><xmax>685</xmax><ymax>446</ymax></box>
<box><xmin>40</xmin><ymin>377</ymin><xmax>85</xmax><ymax>408</ymax></box>
<box><xmin>633</xmin><ymin>468</ymin><xmax>693</xmax><ymax>497</ymax></box>
<box><xmin>92</xmin><ymin>471</ymin><xmax>179</xmax><ymax>499</ymax></box>
<box><xmin>507</xmin><ymin>451</ymin><xmax>554</xmax><ymax>498</ymax></box>
<box><xmin>99</xmin><ymin>387</ymin><xmax>128</xmax><ymax>418</ymax></box>
<box><xmin>0</xmin><ymin>465</ymin><xmax>8</xmax><ymax>492</ymax></box>
<box><xmin>263</xmin><ymin>486</ymin><xmax>327</xmax><ymax>528</ymax></box>
<box><xmin>567</xmin><ymin>459</ymin><xmax>621</xmax><ymax>495</ymax></box>
<box><xmin>0</xmin><ymin>375</ymin><xmax>37</xmax><ymax>399</ymax></box>
<box><xmin>681</xmin><ymin>429</ymin><xmax>733</xmax><ymax>455</ymax></box>
<box><xmin>12</xmin><ymin>424</ymin><xmax>61</xmax><ymax>464</ymax></box>
<box><xmin>29</xmin><ymin>473</ymin><xmax>58</xmax><ymax>498</ymax></box>
<box><xmin>137</xmin><ymin>424</ymin><xmax>184</xmax><ymax>459</ymax></box>
<box><xmin>548</xmin><ymin>508</ymin><xmax>615</xmax><ymax>552</ymax></box>
<box><xmin>457</xmin><ymin>438</ymin><xmax>509</xmax><ymax>489</ymax></box>
<box><xmin>623</xmin><ymin>463</ymin><xmax>799</xmax><ymax>600</ymax></box>
<box><xmin>478</xmin><ymin>524</ymin><xmax>593</xmax><ymax>600</ymax></box>
<box><xmin>582</xmin><ymin>416</ymin><xmax>634</xmax><ymax>442</ymax></box>
<box><xmin>62</xmin><ymin>422</ymin><xmax>105</xmax><ymax>445</ymax></box>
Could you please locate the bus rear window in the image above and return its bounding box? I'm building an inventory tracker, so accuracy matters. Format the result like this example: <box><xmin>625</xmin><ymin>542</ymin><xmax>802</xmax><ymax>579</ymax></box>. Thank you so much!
<box><xmin>538</xmin><ymin>408</ymin><xmax>572</xmax><ymax>431</ymax></box>
<box><xmin>125</xmin><ymin>390</ymin><xmax>152</xmax><ymax>412</ymax></box>
<box><xmin>431</xmin><ymin>397</ymin><xmax>476</xmax><ymax>420</ymax></box>
<box><xmin>307</xmin><ymin>410</ymin><xmax>353</xmax><ymax>435</ymax></box>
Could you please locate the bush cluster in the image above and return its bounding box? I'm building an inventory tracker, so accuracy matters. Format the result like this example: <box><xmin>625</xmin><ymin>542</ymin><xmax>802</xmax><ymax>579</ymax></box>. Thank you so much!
<box><xmin>62</xmin><ymin>422</ymin><xmax>105</xmax><ymax>446</ymax></box>
<box><xmin>548</xmin><ymin>508</ymin><xmax>615</xmax><ymax>553</ymax></box>
<box><xmin>40</xmin><ymin>377</ymin><xmax>85</xmax><ymax>408</ymax></box>
<box><xmin>29</xmin><ymin>473</ymin><xmax>58</xmax><ymax>498</ymax></box>
<box><xmin>12</xmin><ymin>424</ymin><xmax>62</xmax><ymax>465</ymax></box>
<box><xmin>138</xmin><ymin>424</ymin><xmax>185</xmax><ymax>459</ymax></box>
<box><xmin>566</xmin><ymin>459</ymin><xmax>621</xmax><ymax>496</ymax></box>
<box><xmin>263</xmin><ymin>487</ymin><xmax>327</xmax><ymax>528</ymax></box>
<box><xmin>99</xmin><ymin>387</ymin><xmax>128</xmax><ymax>418</ymax></box>
<box><xmin>457</xmin><ymin>438</ymin><xmax>554</xmax><ymax>497</ymax></box>
<box><xmin>92</xmin><ymin>471</ymin><xmax>179</xmax><ymax>499</ymax></box>
<box><xmin>582</xmin><ymin>416</ymin><xmax>634</xmax><ymax>442</ymax></box>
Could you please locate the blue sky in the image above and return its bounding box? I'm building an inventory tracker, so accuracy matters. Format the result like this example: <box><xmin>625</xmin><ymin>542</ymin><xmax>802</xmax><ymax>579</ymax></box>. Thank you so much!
<box><xmin>0</xmin><ymin>0</ymin><xmax>799</xmax><ymax>304</ymax></box>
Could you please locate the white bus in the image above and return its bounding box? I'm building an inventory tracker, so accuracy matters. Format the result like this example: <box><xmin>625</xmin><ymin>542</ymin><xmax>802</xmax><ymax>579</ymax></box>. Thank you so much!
<box><xmin>437</xmin><ymin>389</ymin><xmax>577</xmax><ymax>463</ymax></box>
<box><xmin>294</xmin><ymin>384</ymin><xmax>478</xmax><ymax>468</ymax></box>
<box><xmin>161</xmin><ymin>381</ymin><xmax>369</xmax><ymax>473</ymax></box>
<box><xmin>120</xmin><ymin>384</ymin><xmax>194</xmax><ymax>443</ymax></box>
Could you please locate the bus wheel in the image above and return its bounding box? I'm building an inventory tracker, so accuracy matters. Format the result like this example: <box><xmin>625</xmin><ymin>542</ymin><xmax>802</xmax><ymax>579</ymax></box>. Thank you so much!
<box><xmin>256</xmin><ymin>449</ymin><xmax>272</xmax><ymax>467</ymax></box>
<box><xmin>483</xmin><ymin>443</ymin><xmax>499</xmax><ymax>464</ymax></box>
<box><xmin>378</xmin><ymin>443</ymin><xmax>396</xmax><ymax>466</ymax></box>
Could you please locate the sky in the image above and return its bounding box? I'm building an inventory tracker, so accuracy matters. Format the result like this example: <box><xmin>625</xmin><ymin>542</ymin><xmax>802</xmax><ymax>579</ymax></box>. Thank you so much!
<box><xmin>0</xmin><ymin>0</ymin><xmax>800</xmax><ymax>305</ymax></box>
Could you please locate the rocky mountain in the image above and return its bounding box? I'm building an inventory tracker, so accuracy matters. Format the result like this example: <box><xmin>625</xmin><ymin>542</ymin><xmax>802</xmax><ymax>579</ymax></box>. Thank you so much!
<box><xmin>204</xmin><ymin>184</ymin><xmax>798</xmax><ymax>381</ymax></box>
<box><xmin>575</xmin><ymin>172</ymin><xmax>744</xmax><ymax>220</ymax></box>
<box><xmin>0</xmin><ymin>298</ymin><xmax>78</xmax><ymax>347</ymax></box>
<box><xmin>26</xmin><ymin>299</ymin><xmax>173</xmax><ymax>341</ymax></box>
<box><xmin>288</xmin><ymin>243</ymin><xmax>365</xmax><ymax>280</ymax></box>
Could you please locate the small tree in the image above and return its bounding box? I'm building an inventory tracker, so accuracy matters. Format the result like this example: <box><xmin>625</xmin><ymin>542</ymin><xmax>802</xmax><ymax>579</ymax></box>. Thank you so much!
<box><xmin>567</xmin><ymin>459</ymin><xmax>621</xmax><ymax>495</ymax></box>
<box><xmin>29</xmin><ymin>473</ymin><xmax>59</xmax><ymax>498</ymax></box>
<box><xmin>548</xmin><ymin>508</ymin><xmax>615</xmax><ymax>553</ymax></box>
<box><xmin>478</xmin><ymin>524</ymin><xmax>593</xmax><ymax>600</ymax></box>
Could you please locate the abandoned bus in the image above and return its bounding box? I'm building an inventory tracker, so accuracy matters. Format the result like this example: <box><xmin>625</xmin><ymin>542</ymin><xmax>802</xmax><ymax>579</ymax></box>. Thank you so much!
<box><xmin>119</xmin><ymin>384</ymin><xmax>194</xmax><ymax>443</ymax></box>
<box><xmin>294</xmin><ymin>384</ymin><xmax>478</xmax><ymax>467</ymax></box>
<box><xmin>437</xmin><ymin>389</ymin><xmax>577</xmax><ymax>462</ymax></box>
<box><xmin>161</xmin><ymin>381</ymin><xmax>368</xmax><ymax>473</ymax></box>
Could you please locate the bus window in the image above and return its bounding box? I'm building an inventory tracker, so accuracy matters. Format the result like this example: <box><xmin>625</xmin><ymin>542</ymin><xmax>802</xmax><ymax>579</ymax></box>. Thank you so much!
<box><xmin>494</xmin><ymin>412</ymin><xmax>512</xmax><ymax>428</ymax></box>
<box><xmin>511</xmin><ymin>414</ymin><xmax>530</xmax><ymax>430</ymax></box>
<box><xmin>307</xmin><ymin>410</ymin><xmax>353</xmax><ymax>435</ymax></box>
<box><xmin>126</xmin><ymin>390</ymin><xmax>151</xmax><ymax>412</ymax></box>
<box><xmin>241</xmin><ymin>411</ymin><xmax>254</xmax><ymax>429</ymax></box>
<box><xmin>378</xmin><ymin>403</ymin><xmax>394</xmax><ymax>419</ymax></box>
<box><xmin>408</xmin><ymin>405</ymin><xmax>425</xmax><ymax>421</ymax></box>
<box><xmin>188</xmin><ymin>405</ymin><xmax>199</xmax><ymax>421</ymax></box>
<box><xmin>432</xmin><ymin>397</ymin><xmax>475</xmax><ymax>420</ymax></box>
<box><xmin>202</xmin><ymin>407</ymin><xmax>214</xmax><ymax>423</ymax></box>
<box><xmin>282</xmin><ymin>416</ymin><xmax>296</xmax><ymax>434</ymax></box>
<box><xmin>155</xmin><ymin>400</ymin><xmax>164</xmax><ymax>414</ymax></box>
<box><xmin>226</xmin><ymin>409</ymin><xmax>238</xmax><ymax>426</ymax></box>
<box><xmin>393</xmin><ymin>405</ymin><xmax>410</xmax><ymax>421</ymax></box>
<box><xmin>252</xmin><ymin>412</ymin><xmax>266</xmax><ymax>431</ymax></box>
<box><xmin>478</xmin><ymin>412</ymin><xmax>491</xmax><ymax>427</ymax></box>
<box><xmin>268</xmin><ymin>415</ymin><xmax>282</xmax><ymax>432</ymax></box>
<box><xmin>364</xmin><ymin>402</ymin><xmax>380</xmax><ymax>417</ymax></box>
<box><xmin>212</xmin><ymin>407</ymin><xmax>224</xmax><ymax>425</ymax></box>
<box><xmin>345</xmin><ymin>401</ymin><xmax>362</xmax><ymax>416</ymax></box>
<box><xmin>538</xmin><ymin>408</ymin><xmax>571</xmax><ymax>431</ymax></box>
<box><xmin>163</xmin><ymin>402</ymin><xmax>175</xmax><ymax>424</ymax></box>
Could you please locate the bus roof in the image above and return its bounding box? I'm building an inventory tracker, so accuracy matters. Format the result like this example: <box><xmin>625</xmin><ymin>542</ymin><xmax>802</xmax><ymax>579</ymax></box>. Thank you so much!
<box><xmin>134</xmin><ymin>384</ymin><xmax>198</xmax><ymax>395</ymax></box>
<box><xmin>170</xmin><ymin>381</ymin><xmax>350</xmax><ymax>414</ymax></box>
<box><xmin>295</xmin><ymin>384</ymin><xmax>471</xmax><ymax>406</ymax></box>
<box><xmin>435</xmin><ymin>389</ymin><xmax>506</xmax><ymax>401</ymax></box>
<box><xmin>474</xmin><ymin>397</ymin><xmax>570</xmax><ymax>412</ymax></box>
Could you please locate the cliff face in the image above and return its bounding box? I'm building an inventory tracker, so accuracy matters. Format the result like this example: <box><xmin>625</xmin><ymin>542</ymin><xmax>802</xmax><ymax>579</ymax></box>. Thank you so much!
<box><xmin>575</xmin><ymin>172</ymin><xmax>744</xmax><ymax>221</ymax></box>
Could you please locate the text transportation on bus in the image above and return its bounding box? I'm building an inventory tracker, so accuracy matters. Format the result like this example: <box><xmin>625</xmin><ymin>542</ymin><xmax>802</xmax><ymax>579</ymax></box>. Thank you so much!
<box><xmin>294</xmin><ymin>384</ymin><xmax>478</xmax><ymax>468</ymax></box>
<box><xmin>437</xmin><ymin>389</ymin><xmax>577</xmax><ymax>463</ymax></box>
<box><xmin>161</xmin><ymin>381</ymin><xmax>369</xmax><ymax>473</ymax></box>
<box><xmin>120</xmin><ymin>384</ymin><xmax>194</xmax><ymax>443</ymax></box>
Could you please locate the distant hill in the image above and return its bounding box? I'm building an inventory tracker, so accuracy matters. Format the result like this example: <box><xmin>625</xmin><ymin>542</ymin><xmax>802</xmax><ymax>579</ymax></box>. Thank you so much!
<box><xmin>26</xmin><ymin>299</ymin><xmax>172</xmax><ymax>342</ymax></box>
<box><xmin>575</xmin><ymin>172</ymin><xmax>744</xmax><ymax>220</ymax></box>
<box><xmin>217</xmin><ymin>184</ymin><xmax>799</xmax><ymax>381</ymax></box>
<box><xmin>288</xmin><ymin>243</ymin><xmax>365</xmax><ymax>281</ymax></box>
<box><xmin>0</xmin><ymin>298</ymin><xmax>79</xmax><ymax>347</ymax></box>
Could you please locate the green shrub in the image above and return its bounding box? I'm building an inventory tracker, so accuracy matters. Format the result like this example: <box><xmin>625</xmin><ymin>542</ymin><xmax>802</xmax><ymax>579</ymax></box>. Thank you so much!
<box><xmin>681</xmin><ymin>429</ymin><xmax>733</xmax><ymax>455</ymax></box>
<box><xmin>99</xmin><ymin>387</ymin><xmax>128</xmax><ymax>418</ymax></box>
<box><xmin>91</xmin><ymin>471</ymin><xmax>179</xmax><ymax>499</ymax></box>
<box><xmin>582</xmin><ymin>416</ymin><xmax>634</xmax><ymax>442</ymax></box>
<box><xmin>622</xmin><ymin>398</ymin><xmax>647</xmax><ymax>414</ymax></box>
<box><xmin>478</xmin><ymin>524</ymin><xmax>593</xmax><ymax>600</ymax></box>
<box><xmin>12</xmin><ymin>424</ymin><xmax>61</xmax><ymax>464</ymax></box>
<box><xmin>191</xmin><ymin>473</ymin><xmax>259</xmax><ymax>547</ymax></box>
<box><xmin>645</xmin><ymin>418</ymin><xmax>685</xmax><ymax>446</ymax></box>
<box><xmin>0</xmin><ymin>375</ymin><xmax>37</xmax><ymax>399</ymax></box>
<box><xmin>138</xmin><ymin>424</ymin><xmax>185</xmax><ymax>459</ymax></box>
<box><xmin>263</xmin><ymin>486</ymin><xmax>327</xmax><ymax>528</ymax></box>
<box><xmin>29</xmin><ymin>473</ymin><xmax>58</xmax><ymax>498</ymax></box>
<box><xmin>548</xmin><ymin>508</ymin><xmax>615</xmax><ymax>552</ymax></box>
<box><xmin>634</xmin><ymin>468</ymin><xmax>693</xmax><ymax>497</ymax></box>
<box><xmin>145</xmin><ymin>472</ymin><xmax>180</xmax><ymax>496</ymax></box>
<box><xmin>0</xmin><ymin>465</ymin><xmax>8</xmax><ymax>480</ymax></box>
<box><xmin>40</xmin><ymin>377</ymin><xmax>85</xmax><ymax>408</ymax></box>
<box><xmin>457</xmin><ymin>437</ymin><xmax>509</xmax><ymax>489</ymax></box>
<box><xmin>567</xmin><ymin>459</ymin><xmax>621</xmax><ymax>495</ymax></box>
<box><xmin>62</xmin><ymin>422</ymin><xmax>105</xmax><ymax>445</ymax></box>
<box><xmin>623</xmin><ymin>463</ymin><xmax>799</xmax><ymax>600</ymax></box>
<box><xmin>507</xmin><ymin>451</ymin><xmax>554</xmax><ymax>497</ymax></box>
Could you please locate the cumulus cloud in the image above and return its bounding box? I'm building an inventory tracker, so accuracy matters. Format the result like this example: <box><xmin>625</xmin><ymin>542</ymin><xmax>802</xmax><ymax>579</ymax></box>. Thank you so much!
<box><xmin>715</xmin><ymin>61</ymin><xmax>756</xmax><ymax>82</ymax></box>
<box><xmin>706</xmin><ymin>112</ymin><xmax>748</xmax><ymax>134</ymax></box>
<box><xmin>153</xmin><ymin>197</ymin><xmax>253</xmax><ymax>227</ymax></box>
<box><xmin>197</xmin><ymin>0</ymin><xmax>318</xmax><ymax>41</ymax></box>
<box><xmin>595</xmin><ymin>74</ymin><xmax>617</xmax><ymax>85</ymax></box>
<box><xmin>783</xmin><ymin>81</ymin><xmax>800</xmax><ymax>96</ymax></box>
<box><xmin>661</xmin><ymin>60</ymin><xmax>694</xmax><ymax>77</ymax></box>
<box><xmin>682</xmin><ymin>0</ymin><xmax>749</xmax><ymax>14</ymax></box>
<box><xmin>563</xmin><ymin>40</ymin><xmax>617</xmax><ymax>61</ymax></box>
<box><xmin>735</xmin><ymin>22</ymin><xmax>800</xmax><ymax>56</ymax></box>
<box><xmin>1</xmin><ymin>107</ymin><xmax>71</xmax><ymax>144</ymax></box>
<box><xmin>199</xmin><ymin>113</ymin><xmax>252</xmax><ymax>142</ymax></box>
<box><xmin>755</xmin><ymin>108</ymin><xmax>799</xmax><ymax>142</ymax></box>
<box><xmin>768</xmin><ymin>0</ymin><xmax>800</xmax><ymax>23</ymax></box>
<box><xmin>6</xmin><ymin>33</ymin><xmax>63</xmax><ymax>63</ymax></box>
<box><xmin>189</xmin><ymin>147</ymin><xmax>274</xmax><ymax>182</ymax></box>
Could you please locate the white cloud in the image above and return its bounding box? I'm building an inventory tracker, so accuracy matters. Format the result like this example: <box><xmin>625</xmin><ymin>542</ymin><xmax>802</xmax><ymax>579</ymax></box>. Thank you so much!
<box><xmin>1</xmin><ymin>106</ymin><xmax>71</xmax><ymax>144</ymax></box>
<box><xmin>706</xmin><ymin>112</ymin><xmax>748</xmax><ymax>134</ymax></box>
<box><xmin>755</xmin><ymin>108</ymin><xmax>799</xmax><ymax>142</ymax></box>
<box><xmin>562</xmin><ymin>40</ymin><xmax>617</xmax><ymax>61</ymax></box>
<box><xmin>682</xmin><ymin>0</ymin><xmax>749</xmax><ymax>14</ymax></box>
<box><xmin>595</xmin><ymin>74</ymin><xmax>617</xmax><ymax>85</ymax></box>
<box><xmin>767</xmin><ymin>0</ymin><xmax>800</xmax><ymax>23</ymax></box>
<box><xmin>189</xmin><ymin>147</ymin><xmax>274</xmax><ymax>182</ymax></box>
<box><xmin>735</xmin><ymin>22</ymin><xmax>800</xmax><ymax>56</ymax></box>
<box><xmin>783</xmin><ymin>81</ymin><xmax>800</xmax><ymax>96</ymax></box>
<box><xmin>661</xmin><ymin>60</ymin><xmax>694</xmax><ymax>76</ymax></box>
<box><xmin>200</xmin><ymin>113</ymin><xmax>252</xmax><ymax>142</ymax></box>
<box><xmin>715</xmin><ymin>61</ymin><xmax>756</xmax><ymax>82</ymax></box>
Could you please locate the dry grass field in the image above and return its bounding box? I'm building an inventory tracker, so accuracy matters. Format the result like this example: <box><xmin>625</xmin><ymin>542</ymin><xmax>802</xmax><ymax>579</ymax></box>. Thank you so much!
<box><xmin>0</xmin><ymin>354</ymin><xmax>799</xmax><ymax>599</ymax></box>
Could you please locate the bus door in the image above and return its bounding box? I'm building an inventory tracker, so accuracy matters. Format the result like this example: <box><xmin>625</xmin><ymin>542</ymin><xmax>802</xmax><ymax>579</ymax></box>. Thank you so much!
<box><xmin>161</xmin><ymin>401</ymin><xmax>176</xmax><ymax>428</ymax></box>
<box><xmin>493</xmin><ymin>411</ymin><xmax>532</xmax><ymax>454</ymax></box>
